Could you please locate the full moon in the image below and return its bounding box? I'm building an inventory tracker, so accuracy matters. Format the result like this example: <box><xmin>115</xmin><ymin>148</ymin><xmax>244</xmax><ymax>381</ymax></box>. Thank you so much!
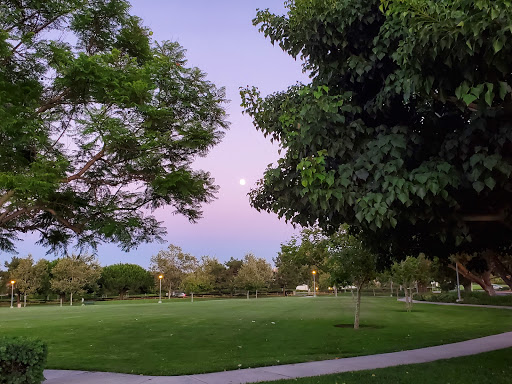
<box><xmin>239</xmin><ymin>179</ymin><xmax>246</xmax><ymax>186</ymax></box>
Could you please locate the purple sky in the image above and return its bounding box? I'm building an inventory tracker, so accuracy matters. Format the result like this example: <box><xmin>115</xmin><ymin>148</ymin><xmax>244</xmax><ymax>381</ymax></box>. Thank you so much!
<box><xmin>7</xmin><ymin>1</ymin><xmax>309</xmax><ymax>268</ymax></box>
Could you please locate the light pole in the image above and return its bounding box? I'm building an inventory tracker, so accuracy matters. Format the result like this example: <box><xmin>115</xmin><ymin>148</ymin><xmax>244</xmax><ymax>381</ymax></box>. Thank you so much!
<box><xmin>455</xmin><ymin>263</ymin><xmax>462</xmax><ymax>302</ymax></box>
<box><xmin>158</xmin><ymin>275</ymin><xmax>163</xmax><ymax>303</ymax></box>
<box><xmin>312</xmin><ymin>271</ymin><xmax>317</xmax><ymax>297</ymax></box>
<box><xmin>10</xmin><ymin>280</ymin><xmax>15</xmax><ymax>308</ymax></box>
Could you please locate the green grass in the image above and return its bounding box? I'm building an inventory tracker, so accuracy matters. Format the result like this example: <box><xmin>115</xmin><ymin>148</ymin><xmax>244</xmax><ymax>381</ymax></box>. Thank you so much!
<box><xmin>0</xmin><ymin>296</ymin><xmax>511</xmax><ymax>375</ymax></box>
<box><xmin>257</xmin><ymin>347</ymin><xmax>512</xmax><ymax>384</ymax></box>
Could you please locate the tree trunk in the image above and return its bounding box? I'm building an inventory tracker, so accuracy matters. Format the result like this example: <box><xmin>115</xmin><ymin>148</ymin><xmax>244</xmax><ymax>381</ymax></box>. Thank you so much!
<box><xmin>350</xmin><ymin>288</ymin><xmax>354</xmax><ymax>299</ymax></box>
<box><xmin>334</xmin><ymin>285</ymin><xmax>338</xmax><ymax>297</ymax></box>
<box><xmin>247</xmin><ymin>291</ymin><xmax>249</xmax><ymax>299</ymax></box>
<box><xmin>169</xmin><ymin>283</ymin><xmax>172</xmax><ymax>299</ymax></box>
<box><xmin>372</xmin><ymin>288</ymin><xmax>375</xmax><ymax>296</ymax></box>
<box><xmin>451</xmin><ymin>262</ymin><xmax>496</xmax><ymax>296</ymax></box>
<box><xmin>191</xmin><ymin>292</ymin><xmax>194</xmax><ymax>303</ymax></box>
<box><xmin>463</xmin><ymin>281</ymin><xmax>472</xmax><ymax>293</ymax></box>
<box><xmin>24</xmin><ymin>294</ymin><xmax>27</xmax><ymax>307</ymax></box>
<box><xmin>390</xmin><ymin>281</ymin><xmax>393</xmax><ymax>297</ymax></box>
<box><xmin>256</xmin><ymin>289</ymin><xmax>258</xmax><ymax>299</ymax></box>
<box><xmin>70</xmin><ymin>292</ymin><xmax>73</xmax><ymax>306</ymax></box>
<box><xmin>354</xmin><ymin>287</ymin><xmax>362</xmax><ymax>330</ymax></box>
<box><xmin>283</xmin><ymin>287</ymin><xmax>286</xmax><ymax>297</ymax></box>
<box><xmin>486</xmin><ymin>251</ymin><xmax>512</xmax><ymax>290</ymax></box>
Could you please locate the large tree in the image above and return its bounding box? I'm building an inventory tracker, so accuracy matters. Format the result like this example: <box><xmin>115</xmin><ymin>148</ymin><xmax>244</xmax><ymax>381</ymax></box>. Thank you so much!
<box><xmin>99</xmin><ymin>263</ymin><xmax>153</xmax><ymax>298</ymax></box>
<box><xmin>10</xmin><ymin>255</ymin><xmax>48</xmax><ymax>306</ymax></box>
<box><xmin>149</xmin><ymin>244</ymin><xmax>198</xmax><ymax>297</ymax></box>
<box><xmin>0</xmin><ymin>0</ymin><xmax>228</xmax><ymax>254</ymax></box>
<box><xmin>235</xmin><ymin>253</ymin><xmax>273</xmax><ymax>297</ymax></box>
<box><xmin>50</xmin><ymin>254</ymin><xmax>101</xmax><ymax>305</ymax></box>
<box><xmin>241</xmin><ymin>1</ymin><xmax>512</xmax><ymax>282</ymax></box>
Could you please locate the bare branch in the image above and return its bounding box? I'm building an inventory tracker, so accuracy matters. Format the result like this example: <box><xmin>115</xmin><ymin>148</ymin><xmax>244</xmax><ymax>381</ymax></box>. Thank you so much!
<box><xmin>42</xmin><ymin>208</ymin><xmax>83</xmax><ymax>234</ymax></box>
<box><xmin>64</xmin><ymin>147</ymin><xmax>106</xmax><ymax>183</ymax></box>
<box><xmin>37</xmin><ymin>89</ymin><xmax>71</xmax><ymax>115</ymax></box>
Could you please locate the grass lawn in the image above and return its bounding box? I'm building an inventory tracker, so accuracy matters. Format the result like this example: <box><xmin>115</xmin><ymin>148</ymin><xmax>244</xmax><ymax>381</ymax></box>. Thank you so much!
<box><xmin>257</xmin><ymin>347</ymin><xmax>512</xmax><ymax>384</ymax></box>
<box><xmin>1</xmin><ymin>296</ymin><xmax>511</xmax><ymax>375</ymax></box>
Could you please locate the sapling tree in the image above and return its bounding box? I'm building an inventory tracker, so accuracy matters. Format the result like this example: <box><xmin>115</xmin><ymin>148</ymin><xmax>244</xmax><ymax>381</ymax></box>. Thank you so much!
<box><xmin>328</xmin><ymin>231</ymin><xmax>377</xmax><ymax>329</ymax></box>
<box><xmin>392</xmin><ymin>254</ymin><xmax>431</xmax><ymax>311</ymax></box>
<box><xmin>235</xmin><ymin>253</ymin><xmax>273</xmax><ymax>299</ymax></box>
<box><xmin>10</xmin><ymin>255</ymin><xmax>48</xmax><ymax>307</ymax></box>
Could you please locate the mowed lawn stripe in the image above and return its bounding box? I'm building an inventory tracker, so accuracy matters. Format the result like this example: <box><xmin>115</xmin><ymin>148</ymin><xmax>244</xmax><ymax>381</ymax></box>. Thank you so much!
<box><xmin>1</xmin><ymin>296</ymin><xmax>511</xmax><ymax>375</ymax></box>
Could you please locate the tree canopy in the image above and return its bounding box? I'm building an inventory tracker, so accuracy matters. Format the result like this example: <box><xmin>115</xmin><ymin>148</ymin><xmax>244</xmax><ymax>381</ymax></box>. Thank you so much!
<box><xmin>99</xmin><ymin>263</ymin><xmax>153</xmax><ymax>298</ymax></box>
<box><xmin>241</xmin><ymin>0</ymin><xmax>512</xmax><ymax>262</ymax></box>
<box><xmin>0</xmin><ymin>0</ymin><xmax>228</xmax><ymax>254</ymax></box>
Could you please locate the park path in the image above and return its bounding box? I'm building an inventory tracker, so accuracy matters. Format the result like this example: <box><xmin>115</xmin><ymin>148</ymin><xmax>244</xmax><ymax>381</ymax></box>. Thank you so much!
<box><xmin>44</xmin><ymin>331</ymin><xmax>512</xmax><ymax>384</ymax></box>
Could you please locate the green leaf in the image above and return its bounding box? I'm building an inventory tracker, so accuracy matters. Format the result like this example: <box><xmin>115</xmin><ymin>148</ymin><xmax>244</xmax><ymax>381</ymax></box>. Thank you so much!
<box><xmin>484</xmin><ymin>177</ymin><xmax>496</xmax><ymax>190</ymax></box>
<box><xmin>462</xmin><ymin>94</ymin><xmax>478</xmax><ymax>105</ymax></box>
<box><xmin>301</xmin><ymin>179</ymin><xmax>308</xmax><ymax>187</ymax></box>
<box><xmin>493</xmin><ymin>39</ymin><xmax>503</xmax><ymax>53</ymax></box>
<box><xmin>472</xmin><ymin>181</ymin><xmax>485</xmax><ymax>193</ymax></box>
<box><xmin>483</xmin><ymin>156</ymin><xmax>498</xmax><ymax>170</ymax></box>
<box><xmin>485</xmin><ymin>89</ymin><xmax>493</xmax><ymax>106</ymax></box>
<box><xmin>390</xmin><ymin>217</ymin><xmax>397</xmax><ymax>228</ymax></box>
<box><xmin>499</xmin><ymin>81</ymin><xmax>508</xmax><ymax>99</ymax></box>
<box><xmin>355</xmin><ymin>211</ymin><xmax>364</xmax><ymax>222</ymax></box>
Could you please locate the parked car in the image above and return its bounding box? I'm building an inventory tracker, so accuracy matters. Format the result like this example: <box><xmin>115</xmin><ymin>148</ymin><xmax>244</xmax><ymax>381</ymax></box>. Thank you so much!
<box><xmin>172</xmin><ymin>292</ymin><xmax>186</xmax><ymax>298</ymax></box>
<box><xmin>492</xmin><ymin>284</ymin><xmax>503</xmax><ymax>291</ymax></box>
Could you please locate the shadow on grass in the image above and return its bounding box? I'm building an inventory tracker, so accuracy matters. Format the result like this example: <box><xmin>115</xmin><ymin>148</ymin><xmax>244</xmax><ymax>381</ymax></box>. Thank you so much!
<box><xmin>333</xmin><ymin>324</ymin><xmax>383</xmax><ymax>329</ymax></box>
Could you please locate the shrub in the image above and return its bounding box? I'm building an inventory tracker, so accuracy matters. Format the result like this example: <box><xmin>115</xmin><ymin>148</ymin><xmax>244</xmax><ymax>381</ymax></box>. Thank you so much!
<box><xmin>413</xmin><ymin>292</ymin><xmax>512</xmax><ymax>306</ymax></box>
<box><xmin>0</xmin><ymin>337</ymin><xmax>47</xmax><ymax>384</ymax></box>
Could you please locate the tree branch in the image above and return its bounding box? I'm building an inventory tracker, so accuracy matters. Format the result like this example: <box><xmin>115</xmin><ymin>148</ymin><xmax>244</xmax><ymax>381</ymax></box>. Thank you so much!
<box><xmin>36</xmin><ymin>88</ymin><xmax>71</xmax><ymax>115</ymax></box>
<box><xmin>64</xmin><ymin>147</ymin><xmax>106</xmax><ymax>183</ymax></box>
<box><xmin>42</xmin><ymin>208</ymin><xmax>83</xmax><ymax>234</ymax></box>
<box><xmin>0</xmin><ymin>191</ymin><xmax>14</xmax><ymax>208</ymax></box>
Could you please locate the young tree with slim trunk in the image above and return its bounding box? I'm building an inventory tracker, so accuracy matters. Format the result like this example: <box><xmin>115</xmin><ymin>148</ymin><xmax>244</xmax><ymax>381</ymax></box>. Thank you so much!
<box><xmin>10</xmin><ymin>255</ymin><xmax>48</xmax><ymax>307</ymax></box>
<box><xmin>51</xmin><ymin>254</ymin><xmax>101</xmax><ymax>305</ymax></box>
<box><xmin>241</xmin><ymin>0</ymin><xmax>512</xmax><ymax>283</ymax></box>
<box><xmin>149</xmin><ymin>244</ymin><xmax>198</xmax><ymax>298</ymax></box>
<box><xmin>0</xmin><ymin>0</ymin><xmax>228</xmax><ymax>255</ymax></box>
<box><xmin>328</xmin><ymin>231</ymin><xmax>377</xmax><ymax>329</ymax></box>
<box><xmin>392</xmin><ymin>254</ymin><xmax>431</xmax><ymax>311</ymax></box>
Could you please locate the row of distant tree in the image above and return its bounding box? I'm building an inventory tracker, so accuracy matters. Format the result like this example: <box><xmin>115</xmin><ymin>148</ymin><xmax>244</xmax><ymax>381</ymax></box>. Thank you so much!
<box><xmin>0</xmin><ymin>245</ymin><xmax>275</xmax><ymax>305</ymax></box>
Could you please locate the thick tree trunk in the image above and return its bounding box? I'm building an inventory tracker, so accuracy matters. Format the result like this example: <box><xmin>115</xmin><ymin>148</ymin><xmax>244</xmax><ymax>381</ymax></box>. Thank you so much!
<box><xmin>463</xmin><ymin>281</ymin><xmax>472</xmax><ymax>293</ymax></box>
<box><xmin>451</xmin><ymin>262</ymin><xmax>496</xmax><ymax>296</ymax></box>
<box><xmin>486</xmin><ymin>251</ymin><xmax>512</xmax><ymax>290</ymax></box>
<box><xmin>354</xmin><ymin>287</ymin><xmax>362</xmax><ymax>329</ymax></box>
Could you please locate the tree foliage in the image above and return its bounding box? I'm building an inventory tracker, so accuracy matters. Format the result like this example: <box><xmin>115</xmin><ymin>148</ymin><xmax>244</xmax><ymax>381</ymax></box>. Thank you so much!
<box><xmin>241</xmin><ymin>0</ymin><xmax>512</xmax><ymax>263</ymax></box>
<box><xmin>50</xmin><ymin>254</ymin><xmax>101</xmax><ymax>302</ymax></box>
<box><xmin>149</xmin><ymin>244</ymin><xmax>198</xmax><ymax>294</ymax></box>
<box><xmin>99</xmin><ymin>263</ymin><xmax>153</xmax><ymax>298</ymax></box>
<box><xmin>235</xmin><ymin>253</ymin><xmax>273</xmax><ymax>292</ymax></box>
<box><xmin>0</xmin><ymin>0</ymin><xmax>228</xmax><ymax>254</ymax></box>
<box><xmin>10</xmin><ymin>255</ymin><xmax>48</xmax><ymax>300</ymax></box>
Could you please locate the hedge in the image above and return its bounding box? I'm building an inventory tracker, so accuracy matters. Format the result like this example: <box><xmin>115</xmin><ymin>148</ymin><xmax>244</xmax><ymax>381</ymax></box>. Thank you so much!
<box><xmin>0</xmin><ymin>337</ymin><xmax>47</xmax><ymax>384</ymax></box>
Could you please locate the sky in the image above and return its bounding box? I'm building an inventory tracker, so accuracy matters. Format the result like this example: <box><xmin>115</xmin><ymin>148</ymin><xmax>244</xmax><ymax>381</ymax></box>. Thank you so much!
<box><xmin>6</xmin><ymin>1</ymin><xmax>310</xmax><ymax>269</ymax></box>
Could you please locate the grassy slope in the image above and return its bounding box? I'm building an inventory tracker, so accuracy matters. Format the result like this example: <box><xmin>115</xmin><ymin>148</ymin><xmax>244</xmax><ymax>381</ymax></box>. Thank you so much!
<box><xmin>0</xmin><ymin>296</ymin><xmax>511</xmax><ymax>375</ymax></box>
<box><xmin>257</xmin><ymin>347</ymin><xmax>512</xmax><ymax>384</ymax></box>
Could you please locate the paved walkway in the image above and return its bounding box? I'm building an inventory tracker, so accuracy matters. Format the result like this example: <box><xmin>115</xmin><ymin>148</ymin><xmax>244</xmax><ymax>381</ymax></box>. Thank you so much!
<box><xmin>397</xmin><ymin>297</ymin><xmax>512</xmax><ymax>310</ymax></box>
<box><xmin>44</xmin><ymin>330</ymin><xmax>512</xmax><ymax>384</ymax></box>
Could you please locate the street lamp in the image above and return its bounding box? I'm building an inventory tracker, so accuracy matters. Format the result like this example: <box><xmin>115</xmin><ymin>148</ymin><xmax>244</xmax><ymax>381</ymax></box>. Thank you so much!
<box><xmin>312</xmin><ymin>271</ymin><xmax>317</xmax><ymax>297</ymax></box>
<box><xmin>10</xmin><ymin>280</ymin><xmax>15</xmax><ymax>308</ymax></box>
<box><xmin>158</xmin><ymin>275</ymin><xmax>163</xmax><ymax>303</ymax></box>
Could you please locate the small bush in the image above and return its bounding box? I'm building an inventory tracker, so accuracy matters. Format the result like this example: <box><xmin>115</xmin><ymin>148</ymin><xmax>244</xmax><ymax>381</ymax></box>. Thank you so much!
<box><xmin>0</xmin><ymin>337</ymin><xmax>47</xmax><ymax>384</ymax></box>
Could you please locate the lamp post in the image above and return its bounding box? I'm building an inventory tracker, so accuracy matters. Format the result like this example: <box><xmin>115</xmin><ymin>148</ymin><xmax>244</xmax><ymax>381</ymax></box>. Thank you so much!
<box><xmin>312</xmin><ymin>271</ymin><xmax>317</xmax><ymax>297</ymax></box>
<box><xmin>10</xmin><ymin>280</ymin><xmax>15</xmax><ymax>308</ymax></box>
<box><xmin>158</xmin><ymin>275</ymin><xmax>163</xmax><ymax>303</ymax></box>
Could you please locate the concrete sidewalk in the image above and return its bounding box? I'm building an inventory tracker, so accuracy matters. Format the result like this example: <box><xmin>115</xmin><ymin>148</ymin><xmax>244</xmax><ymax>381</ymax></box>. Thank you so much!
<box><xmin>397</xmin><ymin>297</ymin><xmax>512</xmax><ymax>310</ymax></box>
<box><xmin>44</xmin><ymin>331</ymin><xmax>512</xmax><ymax>384</ymax></box>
